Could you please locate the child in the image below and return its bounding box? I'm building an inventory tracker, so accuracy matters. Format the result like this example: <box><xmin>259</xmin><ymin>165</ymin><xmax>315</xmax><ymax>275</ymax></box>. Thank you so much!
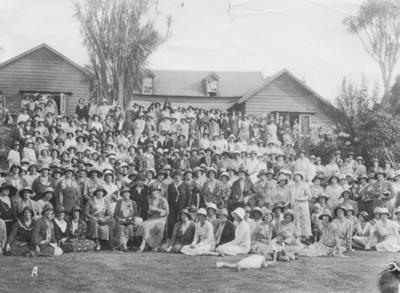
<box><xmin>311</xmin><ymin>203</ymin><xmax>323</xmax><ymax>242</ymax></box>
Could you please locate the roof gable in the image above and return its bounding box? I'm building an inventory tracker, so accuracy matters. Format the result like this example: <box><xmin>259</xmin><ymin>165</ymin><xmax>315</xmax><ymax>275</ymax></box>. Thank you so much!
<box><xmin>237</xmin><ymin>69</ymin><xmax>334</xmax><ymax>110</ymax></box>
<box><xmin>0</xmin><ymin>43</ymin><xmax>91</xmax><ymax>76</ymax></box>
<box><xmin>150</xmin><ymin>69</ymin><xmax>264</xmax><ymax>97</ymax></box>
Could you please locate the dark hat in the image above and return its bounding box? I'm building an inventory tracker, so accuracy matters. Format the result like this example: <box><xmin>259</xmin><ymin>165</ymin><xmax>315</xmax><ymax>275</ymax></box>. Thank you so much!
<box><xmin>318</xmin><ymin>209</ymin><xmax>333</xmax><ymax>222</ymax></box>
<box><xmin>93</xmin><ymin>186</ymin><xmax>107</xmax><ymax>196</ymax></box>
<box><xmin>0</xmin><ymin>183</ymin><xmax>17</xmax><ymax>197</ymax></box>
<box><xmin>334</xmin><ymin>205</ymin><xmax>347</xmax><ymax>217</ymax></box>
<box><xmin>20</xmin><ymin>206</ymin><xmax>34</xmax><ymax>217</ymax></box>
<box><xmin>178</xmin><ymin>208</ymin><xmax>191</xmax><ymax>219</ymax></box>
<box><xmin>357</xmin><ymin>211</ymin><xmax>369</xmax><ymax>220</ymax></box>
<box><xmin>88</xmin><ymin>169</ymin><xmax>103</xmax><ymax>177</ymax></box>
<box><xmin>41</xmin><ymin>203</ymin><xmax>54</xmax><ymax>215</ymax></box>
<box><xmin>172</xmin><ymin>169</ymin><xmax>183</xmax><ymax>177</ymax></box>
<box><xmin>237</xmin><ymin>167</ymin><xmax>249</xmax><ymax>176</ymax></box>
<box><xmin>148</xmin><ymin>183</ymin><xmax>162</xmax><ymax>194</ymax></box>
<box><xmin>56</xmin><ymin>206</ymin><xmax>67</xmax><ymax>215</ymax></box>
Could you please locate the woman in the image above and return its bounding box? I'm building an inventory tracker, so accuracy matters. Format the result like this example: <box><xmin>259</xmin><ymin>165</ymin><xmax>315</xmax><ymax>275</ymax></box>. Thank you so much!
<box><xmin>55</xmin><ymin>167</ymin><xmax>81</xmax><ymax>214</ymax></box>
<box><xmin>163</xmin><ymin>208</ymin><xmax>195</xmax><ymax>253</ymax></box>
<box><xmin>216</xmin><ymin>207</ymin><xmax>251</xmax><ymax>256</ymax></box>
<box><xmin>67</xmin><ymin>206</ymin><xmax>96</xmax><ymax>252</ymax></box>
<box><xmin>114</xmin><ymin>187</ymin><xmax>139</xmax><ymax>251</ymax></box>
<box><xmin>16</xmin><ymin>186</ymin><xmax>41</xmax><ymax>220</ymax></box>
<box><xmin>216</xmin><ymin>172</ymin><xmax>231</xmax><ymax>209</ymax></box>
<box><xmin>331</xmin><ymin>205</ymin><xmax>353</xmax><ymax>252</ymax></box>
<box><xmin>85</xmin><ymin>186</ymin><xmax>114</xmax><ymax>251</ymax></box>
<box><xmin>201</xmin><ymin>167</ymin><xmax>220</xmax><ymax>204</ymax></box>
<box><xmin>250</xmin><ymin>209</ymin><xmax>275</xmax><ymax>256</ymax></box>
<box><xmin>54</xmin><ymin>206</ymin><xmax>70</xmax><ymax>251</ymax></box>
<box><xmin>103</xmin><ymin>169</ymin><xmax>120</xmax><ymax>215</ymax></box>
<box><xmin>298</xmin><ymin>209</ymin><xmax>345</xmax><ymax>257</ymax></box>
<box><xmin>291</xmin><ymin>172</ymin><xmax>312</xmax><ymax>241</ymax></box>
<box><xmin>31</xmin><ymin>203</ymin><xmax>63</xmax><ymax>256</ymax></box>
<box><xmin>136</xmin><ymin>183</ymin><xmax>169</xmax><ymax>252</ymax></box>
<box><xmin>272</xmin><ymin>174</ymin><xmax>291</xmax><ymax>206</ymax></box>
<box><xmin>352</xmin><ymin>211</ymin><xmax>373</xmax><ymax>250</ymax></box>
<box><xmin>31</xmin><ymin>165</ymin><xmax>52</xmax><ymax>200</ymax></box>
<box><xmin>4</xmin><ymin>206</ymin><xmax>34</xmax><ymax>256</ymax></box>
<box><xmin>278</xmin><ymin>209</ymin><xmax>304</xmax><ymax>254</ymax></box>
<box><xmin>181</xmin><ymin>208</ymin><xmax>215</xmax><ymax>255</ymax></box>
<box><xmin>0</xmin><ymin>183</ymin><xmax>18</xmax><ymax>235</ymax></box>
<box><xmin>310</xmin><ymin>175</ymin><xmax>325</xmax><ymax>204</ymax></box>
<box><xmin>375</xmin><ymin>207</ymin><xmax>400</xmax><ymax>252</ymax></box>
<box><xmin>325</xmin><ymin>174</ymin><xmax>344</xmax><ymax>209</ymax></box>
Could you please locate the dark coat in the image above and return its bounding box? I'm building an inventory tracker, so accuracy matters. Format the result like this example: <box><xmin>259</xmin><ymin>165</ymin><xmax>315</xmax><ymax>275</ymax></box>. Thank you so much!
<box><xmin>31</xmin><ymin>218</ymin><xmax>56</xmax><ymax>246</ymax></box>
<box><xmin>216</xmin><ymin>220</ymin><xmax>235</xmax><ymax>246</ymax></box>
<box><xmin>130</xmin><ymin>185</ymin><xmax>149</xmax><ymax>220</ymax></box>
<box><xmin>167</xmin><ymin>182</ymin><xmax>191</xmax><ymax>238</ymax></box>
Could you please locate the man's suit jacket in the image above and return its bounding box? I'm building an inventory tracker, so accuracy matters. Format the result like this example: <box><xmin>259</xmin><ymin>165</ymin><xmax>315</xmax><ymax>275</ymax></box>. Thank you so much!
<box><xmin>217</xmin><ymin>220</ymin><xmax>235</xmax><ymax>246</ymax></box>
<box><xmin>230</xmin><ymin>178</ymin><xmax>253</xmax><ymax>204</ymax></box>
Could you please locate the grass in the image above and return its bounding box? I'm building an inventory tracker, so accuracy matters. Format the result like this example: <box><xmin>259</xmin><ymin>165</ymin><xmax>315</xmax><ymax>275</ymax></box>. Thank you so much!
<box><xmin>0</xmin><ymin>251</ymin><xmax>394</xmax><ymax>293</ymax></box>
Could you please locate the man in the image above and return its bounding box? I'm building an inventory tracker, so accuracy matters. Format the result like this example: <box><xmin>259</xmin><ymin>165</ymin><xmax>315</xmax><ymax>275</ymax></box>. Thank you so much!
<box><xmin>130</xmin><ymin>176</ymin><xmax>149</xmax><ymax>220</ymax></box>
<box><xmin>166</xmin><ymin>170</ymin><xmax>191</xmax><ymax>238</ymax></box>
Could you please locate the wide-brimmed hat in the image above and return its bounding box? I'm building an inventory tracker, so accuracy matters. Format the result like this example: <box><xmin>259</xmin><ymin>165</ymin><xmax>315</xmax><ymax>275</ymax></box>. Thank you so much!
<box><xmin>316</xmin><ymin>193</ymin><xmax>329</xmax><ymax>202</ymax></box>
<box><xmin>334</xmin><ymin>205</ymin><xmax>347</xmax><ymax>217</ymax></box>
<box><xmin>19</xmin><ymin>186</ymin><xmax>33</xmax><ymax>196</ymax></box>
<box><xmin>237</xmin><ymin>167</ymin><xmax>249</xmax><ymax>176</ymax></box>
<box><xmin>277</xmin><ymin>174</ymin><xmax>288</xmax><ymax>184</ymax></box>
<box><xmin>41</xmin><ymin>203</ymin><xmax>54</xmax><ymax>215</ymax></box>
<box><xmin>231</xmin><ymin>207</ymin><xmax>245</xmax><ymax>220</ymax></box>
<box><xmin>219</xmin><ymin>172</ymin><xmax>230</xmax><ymax>180</ymax></box>
<box><xmin>206</xmin><ymin>167</ymin><xmax>217</xmax><ymax>177</ymax></box>
<box><xmin>206</xmin><ymin>202</ymin><xmax>217</xmax><ymax>212</ymax></box>
<box><xmin>56</xmin><ymin>206</ymin><xmax>67</xmax><ymax>215</ymax></box>
<box><xmin>375</xmin><ymin>168</ymin><xmax>387</xmax><ymax>179</ymax></box>
<box><xmin>340</xmin><ymin>190</ymin><xmax>352</xmax><ymax>198</ymax></box>
<box><xmin>379</xmin><ymin>207</ymin><xmax>390</xmax><ymax>216</ymax></box>
<box><xmin>88</xmin><ymin>169</ymin><xmax>103</xmax><ymax>177</ymax></box>
<box><xmin>262</xmin><ymin>208</ymin><xmax>274</xmax><ymax>220</ymax></box>
<box><xmin>197</xmin><ymin>208</ymin><xmax>207</xmax><ymax>217</ymax></box>
<box><xmin>217</xmin><ymin>208</ymin><xmax>229</xmax><ymax>217</ymax></box>
<box><xmin>93</xmin><ymin>186</ymin><xmax>107</xmax><ymax>196</ymax></box>
<box><xmin>319</xmin><ymin>209</ymin><xmax>333</xmax><ymax>221</ymax></box>
<box><xmin>272</xmin><ymin>203</ymin><xmax>285</xmax><ymax>212</ymax></box>
<box><xmin>311</xmin><ymin>175</ymin><xmax>323</xmax><ymax>183</ymax></box>
<box><xmin>120</xmin><ymin>187</ymin><xmax>131</xmax><ymax>195</ymax></box>
<box><xmin>178</xmin><ymin>208</ymin><xmax>191</xmax><ymax>219</ymax></box>
<box><xmin>357</xmin><ymin>211</ymin><xmax>369</xmax><ymax>220</ymax></box>
<box><xmin>293</xmin><ymin>171</ymin><xmax>304</xmax><ymax>181</ymax></box>
<box><xmin>252</xmin><ymin>207</ymin><xmax>263</xmax><ymax>216</ymax></box>
<box><xmin>0</xmin><ymin>183</ymin><xmax>17</xmax><ymax>197</ymax></box>
<box><xmin>328</xmin><ymin>174</ymin><xmax>340</xmax><ymax>184</ymax></box>
<box><xmin>20</xmin><ymin>206</ymin><xmax>34</xmax><ymax>217</ymax></box>
<box><xmin>172</xmin><ymin>169</ymin><xmax>183</xmax><ymax>178</ymax></box>
<box><xmin>148</xmin><ymin>183</ymin><xmax>162</xmax><ymax>194</ymax></box>
<box><xmin>71</xmin><ymin>205</ymin><xmax>83</xmax><ymax>214</ymax></box>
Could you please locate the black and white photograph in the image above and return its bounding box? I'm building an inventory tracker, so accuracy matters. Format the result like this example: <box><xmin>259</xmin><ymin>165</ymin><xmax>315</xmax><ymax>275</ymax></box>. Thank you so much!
<box><xmin>0</xmin><ymin>0</ymin><xmax>400</xmax><ymax>292</ymax></box>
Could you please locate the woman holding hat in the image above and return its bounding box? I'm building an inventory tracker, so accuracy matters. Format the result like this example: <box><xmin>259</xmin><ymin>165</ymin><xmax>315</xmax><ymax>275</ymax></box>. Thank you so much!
<box><xmin>31</xmin><ymin>203</ymin><xmax>63</xmax><ymax>256</ymax></box>
<box><xmin>136</xmin><ymin>183</ymin><xmax>169</xmax><ymax>252</ymax></box>
<box><xmin>250</xmin><ymin>209</ymin><xmax>276</xmax><ymax>256</ymax></box>
<box><xmin>181</xmin><ymin>208</ymin><xmax>215</xmax><ymax>255</ymax></box>
<box><xmin>113</xmin><ymin>188</ymin><xmax>139</xmax><ymax>252</ymax></box>
<box><xmin>3</xmin><ymin>206</ymin><xmax>34</xmax><ymax>256</ymax></box>
<box><xmin>374</xmin><ymin>208</ymin><xmax>400</xmax><ymax>252</ymax></box>
<box><xmin>352</xmin><ymin>211</ymin><xmax>374</xmax><ymax>250</ymax></box>
<box><xmin>65</xmin><ymin>206</ymin><xmax>96</xmax><ymax>252</ymax></box>
<box><xmin>55</xmin><ymin>166</ymin><xmax>81</xmax><ymax>214</ymax></box>
<box><xmin>216</xmin><ymin>207</ymin><xmax>251</xmax><ymax>256</ymax></box>
<box><xmin>291</xmin><ymin>172</ymin><xmax>312</xmax><ymax>242</ymax></box>
<box><xmin>163</xmin><ymin>208</ymin><xmax>195</xmax><ymax>253</ymax></box>
<box><xmin>85</xmin><ymin>186</ymin><xmax>113</xmax><ymax>251</ymax></box>
<box><xmin>332</xmin><ymin>205</ymin><xmax>353</xmax><ymax>252</ymax></box>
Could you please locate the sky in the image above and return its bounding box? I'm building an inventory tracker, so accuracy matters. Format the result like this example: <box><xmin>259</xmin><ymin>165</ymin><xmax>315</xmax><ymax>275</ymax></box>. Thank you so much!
<box><xmin>0</xmin><ymin>0</ymin><xmax>388</xmax><ymax>101</ymax></box>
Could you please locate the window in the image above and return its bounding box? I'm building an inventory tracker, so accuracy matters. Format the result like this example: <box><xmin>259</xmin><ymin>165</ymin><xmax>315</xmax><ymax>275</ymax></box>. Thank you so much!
<box><xmin>205</xmin><ymin>78</ymin><xmax>218</xmax><ymax>96</ymax></box>
<box><xmin>142</xmin><ymin>77</ymin><xmax>153</xmax><ymax>95</ymax></box>
<box><xmin>300</xmin><ymin>114</ymin><xmax>311</xmax><ymax>135</ymax></box>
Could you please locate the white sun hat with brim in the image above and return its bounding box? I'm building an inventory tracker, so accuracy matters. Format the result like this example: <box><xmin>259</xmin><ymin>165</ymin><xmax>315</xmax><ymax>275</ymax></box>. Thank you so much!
<box><xmin>206</xmin><ymin>202</ymin><xmax>217</xmax><ymax>212</ymax></box>
<box><xmin>197</xmin><ymin>208</ymin><xmax>207</xmax><ymax>217</ymax></box>
<box><xmin>231</xmin><ymin>207</ymin><xmax>245</xmax><ymax>220</ymax></box>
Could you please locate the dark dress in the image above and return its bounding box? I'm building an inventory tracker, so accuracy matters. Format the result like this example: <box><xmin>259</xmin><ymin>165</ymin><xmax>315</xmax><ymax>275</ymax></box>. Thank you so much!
<box><xmin>167</xmin><ymin>182</ymin><xmax>191</xmax><ymax>238</ymax></box>
<box><xmin>5</xmin><ymin>219</ymin><xmax>34</xmax><ymax>256</ymax></box>
<box><xmin>31</xmin><ymin>217</ymin><xmax>59</xmax><ymax>256</ymax></box>
<box><xmin>169</xmin><ymin>221</ymin><xmax>195</xmax><ymax>252</ymax></box>
<box><xmin>0</xmin><ymin>197</ymin><xmax>17</xmax><ymax>236</ymax></box>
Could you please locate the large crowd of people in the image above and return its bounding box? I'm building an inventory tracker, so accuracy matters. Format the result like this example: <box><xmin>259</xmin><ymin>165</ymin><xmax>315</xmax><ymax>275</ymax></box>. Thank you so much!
<box><xmin>0</xmin><ymin>93</ymin><xmax>399</xmax><ymax>267</ymax></box>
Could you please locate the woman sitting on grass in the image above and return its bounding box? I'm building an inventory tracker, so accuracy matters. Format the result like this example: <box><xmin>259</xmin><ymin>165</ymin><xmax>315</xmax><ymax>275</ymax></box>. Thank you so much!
<box><xmin>250</xmin><ymin>209</ymin><xmax>275</xmax><ymax>256</ymax></box>
<box><xmin>374</xmin><ymin>208</ymin><xmax>400</xmax><ymax>252</ymax></box>
<box><xmin>163</xmin><ymin>208</ymin><xmax>195</xmax><ymax>253</ymax></box>
<box><xmin>352</xmin><ymin>211</ymin><xmax>373</xmax><ymax>250</ymax></box>
<box><xmin>66</xmin><ymin>206</ymin><xmax>96</xmax><ymax>252</ymax></box>
<box><xmin>181</xmin><ymin>208</ymin><xmax>215</xmax><ymax>256</ymax></box>
<box><xmin>277</xmin><ymin>209</ymin><xmax>304</xmax><ymax>254</ymax></box>
<box><xmin>4</xmin><ymin>206</ymin><xmax>34</xmax><ymax>256</ymax></box>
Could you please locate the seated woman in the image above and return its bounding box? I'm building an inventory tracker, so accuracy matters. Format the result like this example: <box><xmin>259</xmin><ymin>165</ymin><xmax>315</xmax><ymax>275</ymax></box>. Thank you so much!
<box><xmin>375</xmin><ymin>208</ymin><xmax>400</xmax><ymax>252</ymax></box>
<box><xmin>4</xmin><ymin>206</ymin><xmax>34</xmax><ymax>256</ymax></box>
<box><xmin>181</xmin><ymin>208</ymin><xmax>215</xmax><ymax>256</ymax></box>
<box><xmin>54</xmin><ymin>206</ymin><xmax>71</xmax><ymax>252</ymax></box>
<box><xmin>85</xmin><ymin>186</ymin><xmax>114</xmax><ymax>251</ymax></box>
<box><xmin>214</xmin><ymin>208</ymin><xmax>235</xmax><ymax>247</ymax></box>
<box><xmin>114</xmin><ymin>187</ymin><xmax>140</xmax><ymax>252</ymax></box>
<box><xmin>250</xmin><ymin>209</ymin><xmax>275</xmax><ymax>256</ymax></box>
<box><xmin>352</xmin><ymin>211</ymin><xmax>373</xmax><ymax>250</ymax></box>
<box><xmin>136</xmin><ymin>183</ymin><xmax>169</xmax><ymax>252</ymax></box>
<box><xmin>66</xmin><ymin>206</ymin><xmax>96</xmax><ymax>252</ymax></box>
<box><xmin>331</xmin><ymin>205</ymin><xmax>353</xmax><ymax>253</ymax></box>
<box><xmin>298</xmin><ymin>210</ymin><xmax>346</xmax><ymax>257</ymax></box>
<box><xmin>31</xmin><ymin>203</ymin><xmax>63</xmax><ymax>256</ymax></box>
<box><xmin>216</xmin><ymin>207</ymin><xmax>251</xmax><ymax>256</ymax></box>
<box><xmin>278</xmin><ymin>209</ymin><xmax>304</xmax><ymax>254</ymax></box>
<box><xmin>163</xmin><ymin>208</ymin><xmax>195</xmax><ymax>253</ymax></box>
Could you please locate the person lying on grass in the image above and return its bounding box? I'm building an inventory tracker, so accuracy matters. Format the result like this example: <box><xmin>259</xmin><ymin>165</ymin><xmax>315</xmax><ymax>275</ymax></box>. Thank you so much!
<box><xmin>216</xmin><ymin>232</ymin><xmax>295</xmax><ymax>271</ymax></box>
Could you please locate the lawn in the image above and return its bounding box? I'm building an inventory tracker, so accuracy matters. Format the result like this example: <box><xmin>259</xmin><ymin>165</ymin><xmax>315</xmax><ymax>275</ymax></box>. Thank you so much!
<box><xmin>0</xmin><ymin>251</ymin><xmax>394</xmax><ymax>293</ymax></box>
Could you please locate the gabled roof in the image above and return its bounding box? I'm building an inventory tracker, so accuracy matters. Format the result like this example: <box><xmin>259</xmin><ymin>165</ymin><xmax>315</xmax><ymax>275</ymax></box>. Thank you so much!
<box><xmin>0</xmin><ymin>43</ymin><xmax>91</xmax><ymax>76</ymax></box>
<box><xmin>203</xmin><ymin>72</ymin><xmax>219</xmax><ymax>81</ymax></box>
<box><xmin>237</xmin><ymin>69</ymin><xmax>334</xmax><ymax>110</ymax></box>
<box><xmin>150</xmin><ymin>69</ymin><xmax>264</xmax><ymax>97</ymax></box>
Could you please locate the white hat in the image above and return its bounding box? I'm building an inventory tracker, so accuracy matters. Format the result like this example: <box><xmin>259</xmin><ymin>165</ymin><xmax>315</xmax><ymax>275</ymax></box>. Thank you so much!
<box><xmin>206</xmin><ymin>202</ymin><xmax>217</xmax><ymax>211</ymax></box>
<box><xmin>379</xmin><ymin>207</ymin><xmax>390</xmax><ymax>216</ymax></box>
<box><xmin>197</xmin><ymin>208</ymin><xmax>207</xmax><ymax>216</ymax></box>
<box><xmin>231</xmin><ymin>207</ymin><xmax>245</xmax><ymax>220</ymax></box>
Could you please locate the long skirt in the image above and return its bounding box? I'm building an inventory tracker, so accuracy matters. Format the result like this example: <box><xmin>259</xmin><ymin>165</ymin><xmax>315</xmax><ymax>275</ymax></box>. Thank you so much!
<box><xmin>87</xmin><ymin>220</ymin><xmax>110</xmax><ymax>240</ymax></box>
<box><xmin>216</xmin><ymin>242</ymin><xmax>250</xmax><ymax>256</ymax></box>
<box><xmin>136</xmin><ymin>217</ymin><xmax>166</xmax><ymax>248</ymax></box>
<box><xmin>352</xmin><ymin>235</ymin><xmax>371</xmax><ymax>250</ymax></box>
<box><xmin>61</xmin><ymin>239</ymin><xmax>96</xmax><ymax>253</ymax></box>
<box><xmin>8</xmin><ymin>241</ymin><xmax>31</xmax><ymax>256</ymax></box>
<box><xmin>376</xmin><ymin>235</ymin><xmax>400</xmax><ymax>252</ymax></box>
<box><xmin>181</xmin><ymin>243</ymin><xmax>213</xmax><ymax>256</ymax></box>
<box><xmin>294</xmin><ymin>202</ymin><xmax>312</xmax><ymax>238</ymax></box>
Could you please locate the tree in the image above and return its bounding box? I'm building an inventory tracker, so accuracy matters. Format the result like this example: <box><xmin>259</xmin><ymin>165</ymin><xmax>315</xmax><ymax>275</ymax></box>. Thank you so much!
<box><xmin>74</xmin><ymin>0</ymin><xmax>171</xmax><ymax>108</ymax></box>
<box><xmin>343</xmin><ymin>0</ymin><xmax>400</xmax><ymax>106</ymax></box>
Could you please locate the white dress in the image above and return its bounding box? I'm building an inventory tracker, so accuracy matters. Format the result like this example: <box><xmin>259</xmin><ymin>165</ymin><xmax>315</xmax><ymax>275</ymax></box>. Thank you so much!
<box><xmin>375</xmin><ymin>220</ymin><xmax>400</xmax><ymax>252</ymax></box>
<box><xmin>238</xmin><ymin>254</ymin><xmax>265</xmax><ymax>269</ymax></box>
<box><xmin>181</xmin><ymin>220</ymin><xmax>215</xmax><ymax>256</ymax></box>
<box><xmin>216</xmin><ymin>220</ymin><xmax>251</xmax><ymax>256</ymax></box>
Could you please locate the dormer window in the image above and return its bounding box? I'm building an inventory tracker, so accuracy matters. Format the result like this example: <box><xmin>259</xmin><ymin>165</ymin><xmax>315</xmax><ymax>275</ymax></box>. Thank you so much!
<box><xmin>203</xmin><ymin>72</ymin><xmax>219</xmax><ymax>97</ymax></box>
<box><xmin>142</xmin><ymin>77</ymin><xmax>153</xmax><ymax>95</ymax></box>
